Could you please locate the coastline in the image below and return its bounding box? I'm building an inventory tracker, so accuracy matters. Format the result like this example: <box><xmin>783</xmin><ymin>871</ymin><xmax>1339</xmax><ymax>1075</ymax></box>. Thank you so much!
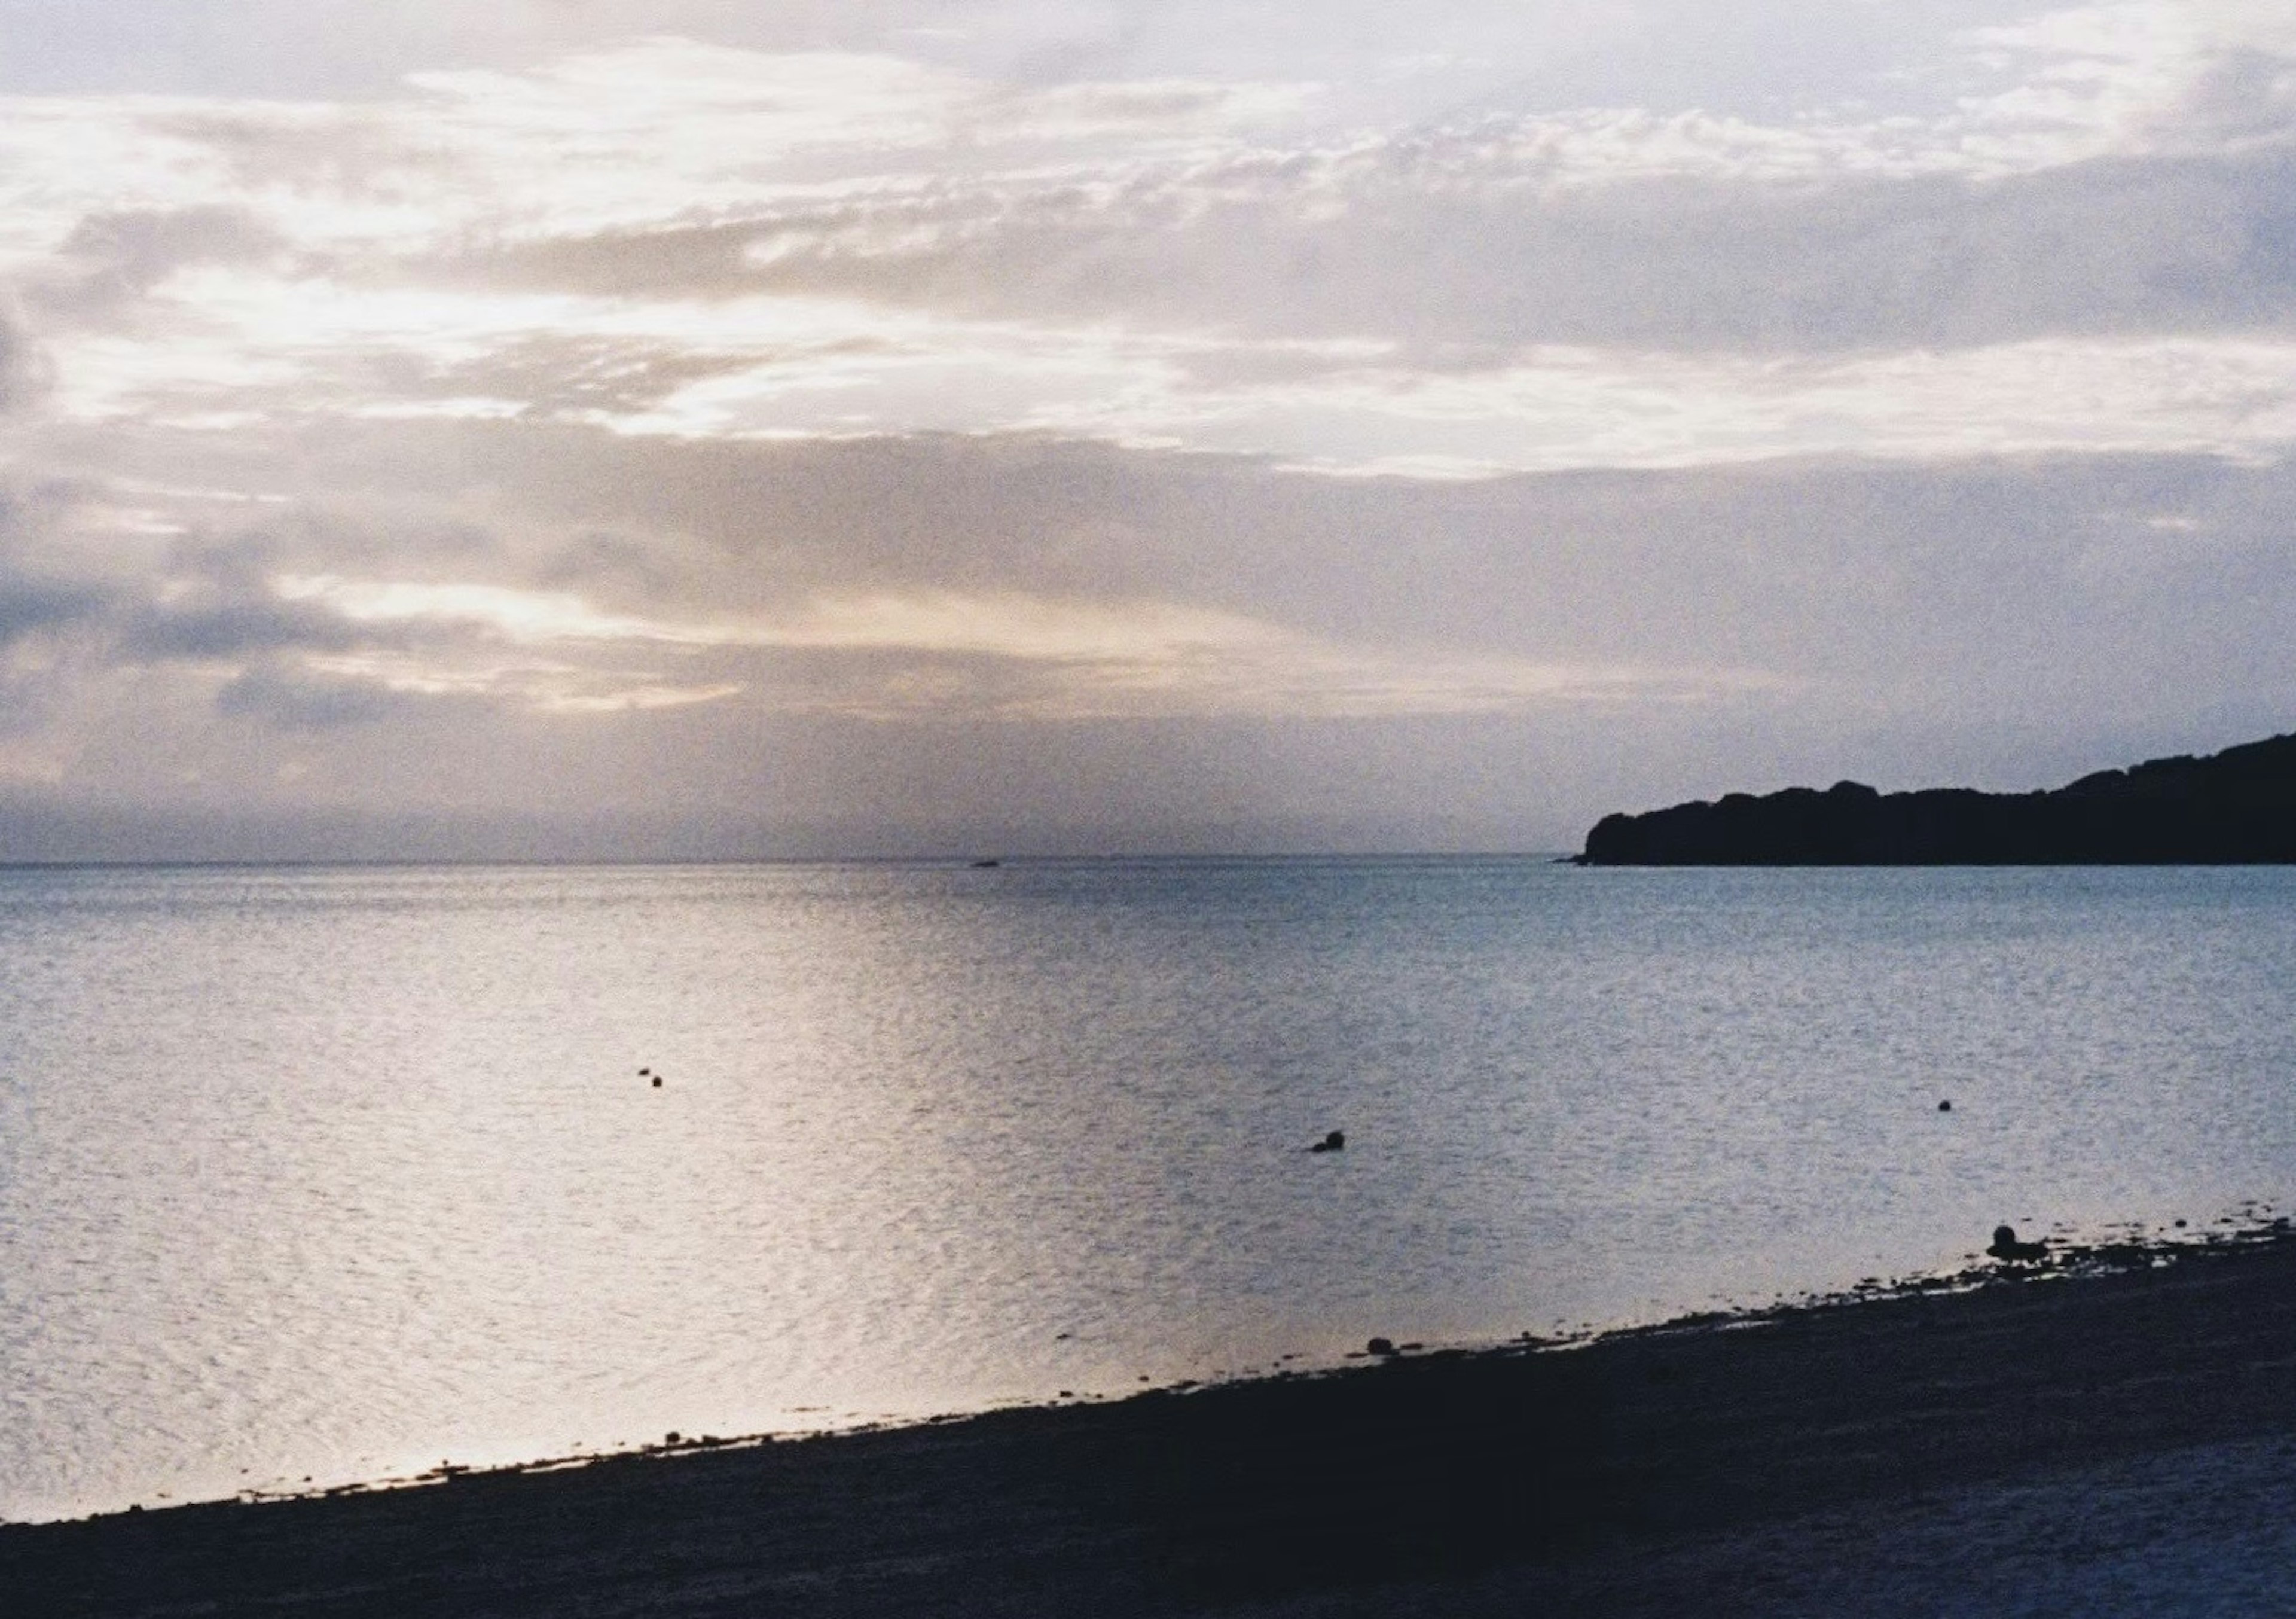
<box><xmin>11</xmin><ymin>1226</ymin><xmax>2296</xmax><ymax>1615</ymax></box>
<box><xmin>1572</xmin><ymin>731</ymin><xmax>2296</xmax><ymax>865</ymax></box>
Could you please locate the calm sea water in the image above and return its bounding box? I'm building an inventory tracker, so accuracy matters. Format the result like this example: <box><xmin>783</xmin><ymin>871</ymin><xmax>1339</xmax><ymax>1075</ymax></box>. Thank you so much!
<box><xmin>4</xmin><ymin>858</ymin><xmax>2295</xmax><ymax>1521</ymax></box>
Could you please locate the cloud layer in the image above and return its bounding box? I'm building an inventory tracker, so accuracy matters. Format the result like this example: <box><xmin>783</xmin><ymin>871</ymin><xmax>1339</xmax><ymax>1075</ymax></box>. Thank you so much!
<box><xmin>4</xmin><ymin>3</ymin><xmax>2296</xmax><ymax>853</ymax></box>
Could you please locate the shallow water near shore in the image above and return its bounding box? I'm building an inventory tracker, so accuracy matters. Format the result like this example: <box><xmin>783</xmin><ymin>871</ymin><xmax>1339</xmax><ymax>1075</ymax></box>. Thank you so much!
<box><xmin>5</xmin><ymin>858</ymin><xmax>2296</xmax><ymax>1522</ymax></box>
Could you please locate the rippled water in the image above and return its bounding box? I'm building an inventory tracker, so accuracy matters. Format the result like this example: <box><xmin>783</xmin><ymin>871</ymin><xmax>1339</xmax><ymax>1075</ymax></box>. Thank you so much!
<box><xmin>5</xmin><ymin>858</ymin><xmax>2296</xmax><ymax>1520</ymax></box>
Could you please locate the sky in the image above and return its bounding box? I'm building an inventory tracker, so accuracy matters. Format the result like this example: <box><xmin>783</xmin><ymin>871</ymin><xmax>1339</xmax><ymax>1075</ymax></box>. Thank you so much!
<box><xmin>2</xmin><ymin>1</ymin><xmax>2295</xmax><ymax>857</ymax></box>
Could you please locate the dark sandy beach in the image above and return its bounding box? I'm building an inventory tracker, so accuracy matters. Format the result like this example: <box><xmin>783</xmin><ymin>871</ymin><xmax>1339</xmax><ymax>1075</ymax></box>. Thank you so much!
<box><xmin>11</xmin><ymin>1232</ymin><xmax>2296</xmax><ymax>1617</ymax></box>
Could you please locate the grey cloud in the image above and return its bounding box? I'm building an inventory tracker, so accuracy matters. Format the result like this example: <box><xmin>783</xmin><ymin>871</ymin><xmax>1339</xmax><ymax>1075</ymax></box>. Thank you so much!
<box><xmin>0</xmin><ymin>501</ymin><xmax>393</xmax><ymax>740</ymax></box>
<box><xmin>0</xmin><ymin>301</ymin><xmax>47</xmax><ymax>415</ymax></box>
<box><xmin>1116</xmin><ymin>142</ymin><xmax>2296</xmax><ymax>351</ymax></box>
<box><xmin>118</xmin><ymin>596</ymin><xmax>365</xmax><ymax>661</ymax></box>
<box><xmin>2160</xmin><ymin>47</ymin><xmax>2296</xmax><ymax>154</ymax></box>
<box><xmin>0</xmin><ymin>571</ymin><xmax>114</xmax><ymax>646</ymax></box>
<box><xmin>57</xmin><ymin>205</ymin><xmax>276</xmax><ymax>279</ymax></box>
<box><xmin>214</xmin><ymin>663</ymin><xmax>417</xmax><ymax>728</ymax></box>
<box><xmin>272</xmin><ymin>423</ymin><xmax>1225</xmax><ymax>609</ymax></box>
<box><xmin>22</xmin><ymin>408</ymin><xmax>2296</xmax><ymax>847</ymax></box>
<box><xmin>532</xmin><ymin>529</ymin><xmax>682</xmax><ymax>597</ymax></box>
<box><xmin>0</xmin><ymin>490</ymin><xmax>118</xmax><ymax>645</ymax></box>
<box><xmin>172</xmin><ymin>507</ymin><xmax>511</xmax><ymax>584</ymax></box>
<box><xmin>0</xmin><ymin>501</ymin><xmax>549</xmax><ymax>727</ymax></box>
<box><xmin>133</xmin><ymin>105</ymin><xmax>459</xmax><ymax>220</ymax></box>
<box><xmin>109</xmin><ymin>531</ymin><xmax>371</xmax><ymax>663</ymax></box>
<box><xmin>450</xmin><ymin>135</ymin><xmax>2296</xmax><ymax>355</ymax></box>
<box><xmin>31</xmin><ymin>206</ymin><xmax>282</xmax><ymax>325</ymax></box>
<box><xmin>173</xmin><ymin>419</ymin><xmax>2296</xmax><ymax>741</ymax></box>
<box><xmin>0</xmin><ymin>490</ymin><xmax>121</xmax><ymax>734</ymax></box>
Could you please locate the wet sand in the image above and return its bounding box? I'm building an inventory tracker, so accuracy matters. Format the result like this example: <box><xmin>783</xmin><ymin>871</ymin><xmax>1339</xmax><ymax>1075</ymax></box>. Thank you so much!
<box><xmin>11</xmin><ymin>1232</ymin><xmax>2296</xmax><ymax>1616</ymax></box>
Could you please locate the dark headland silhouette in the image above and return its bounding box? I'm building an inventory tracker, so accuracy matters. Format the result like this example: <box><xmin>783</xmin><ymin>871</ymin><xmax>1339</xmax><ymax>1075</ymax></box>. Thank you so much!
<box><xmin>1577</xmin><ymin>730</ymin><xmax>2296</xmax><ymax>865</ymax></box>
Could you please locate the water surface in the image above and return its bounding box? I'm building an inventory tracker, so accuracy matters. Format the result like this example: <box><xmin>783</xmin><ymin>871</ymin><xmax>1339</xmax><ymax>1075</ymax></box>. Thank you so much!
<box><xmin>4</xmin><ymin>859</ymin><xmax>2294</xmax><ymax>1520</ymax></box>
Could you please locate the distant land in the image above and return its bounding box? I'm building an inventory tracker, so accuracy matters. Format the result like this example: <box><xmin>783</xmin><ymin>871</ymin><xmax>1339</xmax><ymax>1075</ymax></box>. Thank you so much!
<box><xmin>1576</xmin><ymin>731</ymin><xmax>2296</xmax><ymax>865</ymax></box>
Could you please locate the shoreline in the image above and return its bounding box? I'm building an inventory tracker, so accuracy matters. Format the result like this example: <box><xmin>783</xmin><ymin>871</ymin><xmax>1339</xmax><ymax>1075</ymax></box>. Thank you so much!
<box><xmin>307</xmin><ymin>1217</ymin><xmax>2296</xmax><ymax>1498</ymax></box>
<box><xmin>13</xmin><ymin>1222</ymin><xmax>2296</xmax><ymax>1614</ymax></box>
<box><xmin>28</xmin><ymin>1209</ymin><xmax>2266</xmax><ymax>1527</ymax></box>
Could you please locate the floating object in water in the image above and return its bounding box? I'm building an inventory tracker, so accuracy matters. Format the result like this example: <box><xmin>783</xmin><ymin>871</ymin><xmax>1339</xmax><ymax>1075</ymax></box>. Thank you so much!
<box><xmin>970</xmin><ymin>858</ymin><xmax>1001</xmax><ymax>868</ymax></box>
<box><xmin>1367</xmin><ymin>1337</ymin><xmax>1398</xmax><ymax>1356</ymax></box>
<box><xmin>1938</xmin><ymin>1099</ymin><xmax>1953</xmax><ymax>1112</ymax></box>
<box><xmin>1986</xmin><ymin>1224</ymin><xmax>2048</xmax><ymax>1261</ymax></box>
<box><xmin>1308</xmin><ymin>1130</ymin><xmax>1346</xmax><ymax>1154</ymax></box>
<box><xmin>652</xmin><ymin>1076</ymin><xmax>662</xmax><ymax>1088</ymax></box>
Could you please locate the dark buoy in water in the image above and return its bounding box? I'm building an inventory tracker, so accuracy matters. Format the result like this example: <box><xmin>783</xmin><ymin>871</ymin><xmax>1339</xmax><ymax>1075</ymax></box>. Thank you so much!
<box><xmin>1986</xmin><ymin>1224</ymin><xmax>2047</xmax><ymax>1261</ymax></box>
<box><xmin>1308</xmin><ymin>1130</ymin><xmax>1345</xmax><ymax>1154</ymax></box>
<box><xmin>1367</xmin><ymin>1336</ymin><xmax>1398</xmax><ymax>1357</ymax></box>
<box><xmin>1938</xmin><ymin>1099</ymin><xmax>1953</xmax><ymax>1112</ymax></box>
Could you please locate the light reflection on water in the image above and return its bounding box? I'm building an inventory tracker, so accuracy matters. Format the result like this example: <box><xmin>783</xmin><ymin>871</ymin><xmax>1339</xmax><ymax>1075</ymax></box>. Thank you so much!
<box><xmin>4</xmin><ymin>859</ymin><xmax>2295</xmax><ymax>1520</ymax></box>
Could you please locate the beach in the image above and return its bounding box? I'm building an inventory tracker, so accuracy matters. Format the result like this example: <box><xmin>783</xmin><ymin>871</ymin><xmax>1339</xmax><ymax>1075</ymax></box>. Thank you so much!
<box><xmin>11</xmin><ymin>1230</ymin><xmax>2296</xmax><ymax>1616</ymax></box>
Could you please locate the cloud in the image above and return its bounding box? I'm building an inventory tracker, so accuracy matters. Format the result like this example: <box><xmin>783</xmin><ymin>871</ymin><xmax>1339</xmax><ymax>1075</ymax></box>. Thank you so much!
<box><xmin>12</xmin><ymin>25</ymin><xmax>2296</xmax><ymax>479</ymax></box>
<box><xmin>0</xmin><ymin>422</ymin><xmax>1796</xmax><ymax>749</ymax></box>
<box><xmin>29</xmin><ymin>204</ymin><xmax>280</xmax><ymax>324</ymax></box>
<box><xmin>6</xmin><ymin>410</ymin><xmax>2296</xmax><ymax>847</ymax></box>
<box><xmin>213</xmin><ymin>660</ymin><xmax>417</xmax><ymax>728</ymax></box>
<box><xmin>270</xmin><ymin>573</ymin><xmax>712</xmax><ymax>645</ymax></box>
<box><xmin>431</xmin><ymin>117</ymin><xmax>2296</xmax><ymax>356</ymax></box>
<box><xmin>235</xmin><ymin>568</ymin><xmax>1769</xmax><ymax>723</ymax></box>
<box><xmin>0</xmin><ymin>298</ymin><xmax>46</xmax><ymax>414</ymax></box>
<box><xmin>7</xmin><ymin>14</ymin><xmax>2296</xmax><ymax>850</ymax></box>
<box><xmin>118</xmin><ymin>591</ymin><xmax>365</xmax><ymax>662</ymax></box>
<box><xmin>0</xmin><ymin>563</ymin><xmax>108</xmax><ymax>649</ymax></box>
<box><xmin>46</xmin><ymin>418</ymin><xmax>2296</xmax><ymax>733</ymax></box>
<box><xmin>61</xmin><ymin>283</ymin><xmax>2296</xmax><ymax>473</ymax></box>
<box><xmin>0</xmin><ymin>481</ymin><xmax>118</xmax><ymax>641</ymax></box>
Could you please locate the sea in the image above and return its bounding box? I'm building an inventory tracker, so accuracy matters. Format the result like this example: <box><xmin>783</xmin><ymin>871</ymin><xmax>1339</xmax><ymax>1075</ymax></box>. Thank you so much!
<box><xmin>5</xmin><ymin>857</ymin><xmax>2295</xmax><ymax>1523</ymax></box>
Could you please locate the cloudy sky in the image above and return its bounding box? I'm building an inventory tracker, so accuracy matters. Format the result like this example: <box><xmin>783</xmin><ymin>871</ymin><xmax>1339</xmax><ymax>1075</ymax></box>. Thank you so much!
<box><xmin>2</xmin><ymin>2</ymin><xmax>2294</xmax><ymax>856</ymax></box>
